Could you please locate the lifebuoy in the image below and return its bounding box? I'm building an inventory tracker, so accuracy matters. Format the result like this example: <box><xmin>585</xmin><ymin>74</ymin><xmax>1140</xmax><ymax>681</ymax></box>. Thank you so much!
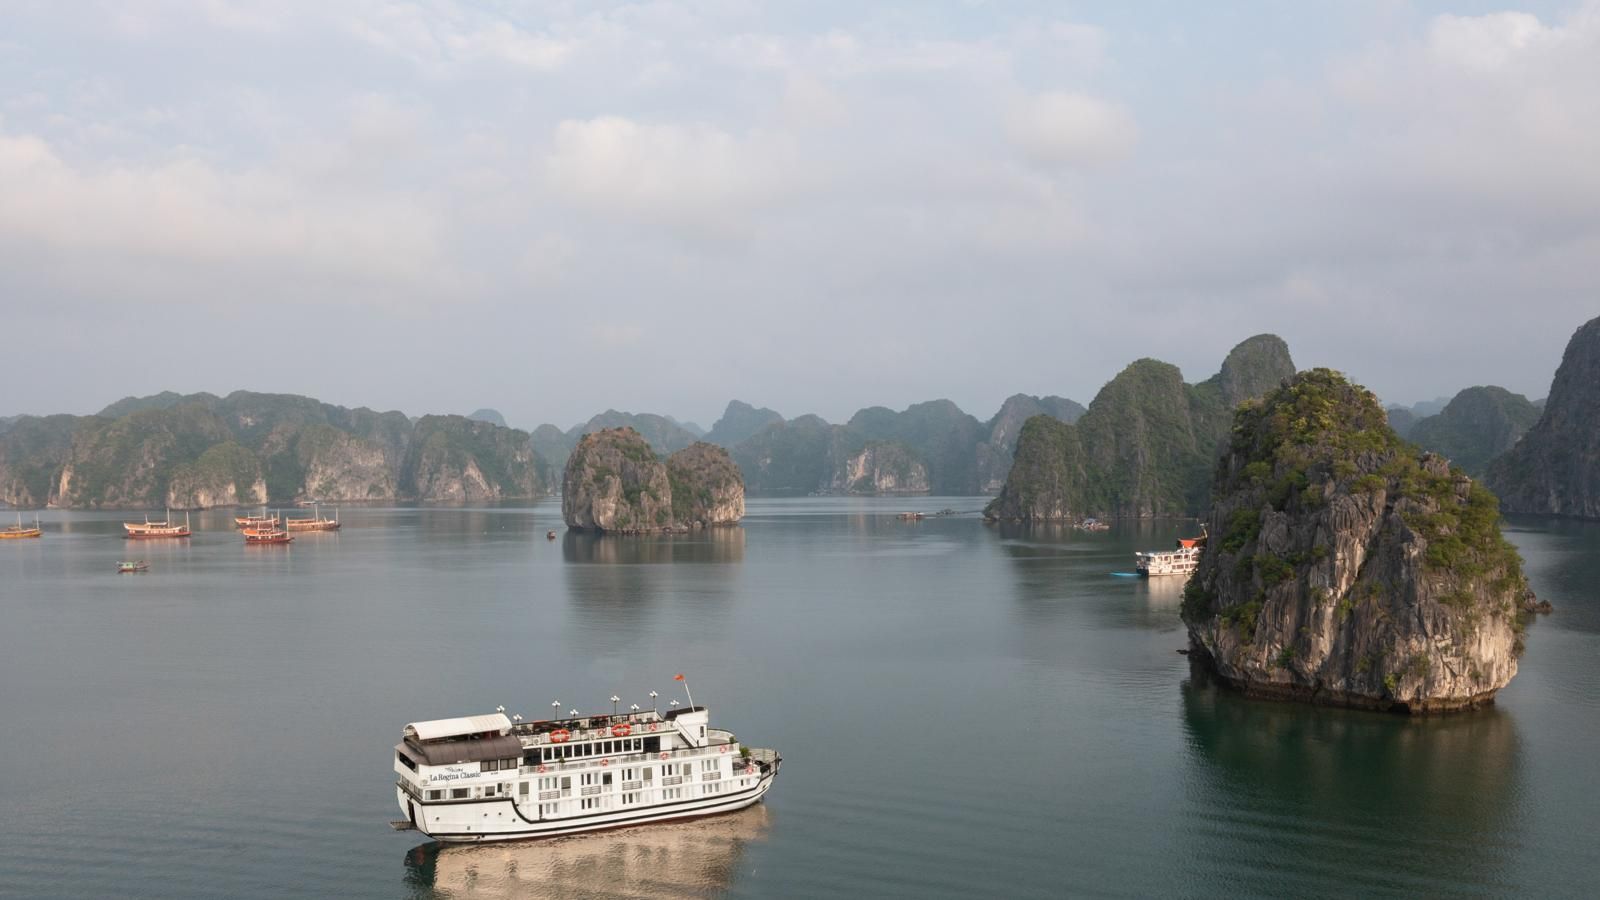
<box><xmin>648</xmin><ymin>723</ymin><xmax>658</xmax><ymax>732</ymax></box>
<box><xmin>550</xmin><ymin>729</ymin><xmax>570</xmax><ymax>743</ymax></box>
<box><xmin>720</xmin><ymin>745</ymin><xmax>729</xmax><ymax>753</ymax></box>
<box><xmin>612</xmin><ymin>723</ymin><xmax>631</xmax><ymax>737</ymax></box>
<box><xmin>600</xmin><ymin>758</ymin><xmax>609</xmax><ymax>767</ymax></box>
<box><xmin>660</xmin><ymin>752</ymin><xmax>669</xmax><ymax>760</ymax></box>
<box><xmin>537</xmin><ymin>765</ymin><xmax>547</xmax><ymax>774</ymax></box>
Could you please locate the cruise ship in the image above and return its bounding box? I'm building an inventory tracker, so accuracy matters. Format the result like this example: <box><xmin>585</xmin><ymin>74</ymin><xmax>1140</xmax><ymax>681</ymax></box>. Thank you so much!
<box><xmin>393</xmin><ymin>703</ymin><xmax>781</xmax><ymax>842</ymax></box>
<box><xmin>1135</xmin><ymin>526</ymin><xmax>1206</xmax><ymax>578</ymax></box>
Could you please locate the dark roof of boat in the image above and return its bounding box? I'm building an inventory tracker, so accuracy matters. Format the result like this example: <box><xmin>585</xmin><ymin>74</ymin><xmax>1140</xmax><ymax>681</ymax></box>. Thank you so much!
<box><xmin>402</xmin><ymin>734</ymin><xmax>523</xmax><ymax>766</ymax></box>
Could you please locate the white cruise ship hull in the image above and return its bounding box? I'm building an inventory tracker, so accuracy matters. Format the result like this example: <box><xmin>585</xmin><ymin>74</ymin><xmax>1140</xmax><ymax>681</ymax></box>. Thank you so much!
<box><xmin>398</xmin><ymin>762</ymin><xmax>779</xmax><ymax>843</ymax></box>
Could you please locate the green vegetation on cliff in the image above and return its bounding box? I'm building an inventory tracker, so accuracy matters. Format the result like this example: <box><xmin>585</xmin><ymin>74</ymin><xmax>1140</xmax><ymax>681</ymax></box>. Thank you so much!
<box><xmin>0</xmin><ymin>391</ymin><xmax>550</xmax><ymax>508</ymax></box>
<box><xmin>1180</xmin><ymin>369</ymin><xmax>1531</xmax><ymax>711</ymax></box>
<box><xmin>1488</xmin><ymin>315</ymin><xmax>1600</xmax><ymax>518</ymax></box>
<box><xmin>987</xmin><ymin>334</ymin><xmax>1296</xmax><ymax>520</ymax></box>
<box><xmin>1407</xmin><ymin>386</ymin><xmax>1540</xmax><ymax>477</ymax></box>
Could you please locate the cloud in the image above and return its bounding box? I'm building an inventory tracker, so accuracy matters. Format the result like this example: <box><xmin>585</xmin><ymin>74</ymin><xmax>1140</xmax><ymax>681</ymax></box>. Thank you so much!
<box><xmin>543</xmin><ymin>116</ymin><xmax>803</xmax><ymax>232</ymax></box>
<box><xmin>0</xmin><ymin>129</ymin><xmax>446</xmax><ymax>303</ymax></box>
<box><xmin>1005</xmin><ymin>91</ymin><xmax>1138</xmax><ymax>167</ymax></box>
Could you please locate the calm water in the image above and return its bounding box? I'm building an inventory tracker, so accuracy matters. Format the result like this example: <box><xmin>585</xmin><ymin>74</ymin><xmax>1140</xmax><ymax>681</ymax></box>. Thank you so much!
<box><xmin>1</xmin><ymin>499</ymin><xmax>1598</xmax><ymax>898</ymax></box>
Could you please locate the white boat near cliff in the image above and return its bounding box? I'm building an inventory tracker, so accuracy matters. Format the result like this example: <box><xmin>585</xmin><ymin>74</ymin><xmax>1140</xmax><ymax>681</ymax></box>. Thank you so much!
<box><xmin>1135</xmin><ymin>526</ymin><xmax>1206</xmax><ymax>578</ymax></box>
<box><xmin>393</xmin><ymin>699</ymin><xmax>780</xmax><ymax>843</ymax></box>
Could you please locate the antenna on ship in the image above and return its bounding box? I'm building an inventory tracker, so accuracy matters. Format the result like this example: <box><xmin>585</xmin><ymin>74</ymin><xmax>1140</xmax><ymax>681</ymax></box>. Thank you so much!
<box><xmin>569</xmin><ymin>709</ymin><xmax>578</xmax><ymax>717</ymax></box>
<box><xmin>611</xmin><ymin>695</ymin><xmax>621</xmax><ymax>716</ymax></box>
<box><xmin>649</xmin><ymin>691</ymin><xmax>659</xmax><ymax>711</ymax></box>
<box><xmin>496</xmin><ymin>705</ymin><xmax>506</xmax><ymax>714</ymax></box>
<box><xmin>551</xmin><ymin>700</ymin><xmax>561</xmax><ymax>720</ymax></box>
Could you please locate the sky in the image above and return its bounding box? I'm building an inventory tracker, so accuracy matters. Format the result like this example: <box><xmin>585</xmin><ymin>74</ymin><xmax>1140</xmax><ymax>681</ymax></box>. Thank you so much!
<box><xmin>1</xmin><ymin>1</ymin><xmax>1596</xmax><ymax>430</ymax></box>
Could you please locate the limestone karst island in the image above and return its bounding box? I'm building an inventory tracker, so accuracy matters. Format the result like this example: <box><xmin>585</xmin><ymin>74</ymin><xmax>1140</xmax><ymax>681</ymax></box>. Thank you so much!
<box><xmin>5</xmin><ymin>3</ymin><xmax>1600</xmax><ymax>891</ymax></box>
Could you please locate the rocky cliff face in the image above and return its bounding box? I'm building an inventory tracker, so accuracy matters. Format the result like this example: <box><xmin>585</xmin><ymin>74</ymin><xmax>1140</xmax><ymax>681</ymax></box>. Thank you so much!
<box><xmin>1408</xmin><ymin>386</ymin><xmax>1541</xmax><ymax>478</ymax></box>
<box><xmin>562</xmin><ymin>428</ymin><xmax>675</xmax><ymax>531</ymax></box>
<box><xmin>976</xmin><ymin>394</ymin><xmax>1085</xmax><ymax>492</ymax></box>
<box><xmin>667</xmin><ymin>442</ymin><xmax>746</xmax><ymax>526</ymax></box>
<box><xmin>1488</xmin><ymin>316</ymin><xmax>1600</xmax><ymax>517</ymax></box>
<box><xmin>828</xmin><ymin>441</ymin><xmax>930</xmax><ymax>494</ymax></box>
<box><xmin>166</xmin><ymin>442</ymin><xmax>267</xmax><ymax>509</ymax></box>
<box><xmin>402</xmin><ymin>416</ymin><xmax>544</xmax><ymax>502</ymax></box>
<box><xmin>0</xmin><ymin>391</ymin><xmax>549</xmax><ymax>508</ymax></box>
<box><xmin>1181</xmin><ymin>369</ymin><xmax>1533</xmax><ymax>713</ymax></box>
<box><xmin>564</xmin><ymin>429</ymin><xmax>747</xmax><ymax>531</ymax></box>
<box><xmin>705</xmin><ymin>401</ymin><xmax>784</xmax><ymax>447</ymax></box>
<box><xmin>986</xmin><ymin>335</ymin><xmax>1296</xmax><ymax>521</ymax></box>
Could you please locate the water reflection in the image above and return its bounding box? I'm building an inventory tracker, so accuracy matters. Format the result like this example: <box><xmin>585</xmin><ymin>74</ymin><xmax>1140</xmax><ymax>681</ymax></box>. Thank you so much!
<box><xmin>1180</xmin><ymin>660</ymin><xmax>1523</xmax><ymax>895</ymax></box>
<box><xmin>402</xmin><ymin>805</ymin><xmax>771</xmax><ymax>899</ymax></box>
<box><xmin>561</xmin><ymin>529</ymin><xmax>745</xmax><ymax>565</ymax></box>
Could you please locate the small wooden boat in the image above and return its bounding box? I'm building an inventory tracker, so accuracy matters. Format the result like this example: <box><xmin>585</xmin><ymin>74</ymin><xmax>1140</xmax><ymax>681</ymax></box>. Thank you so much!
<box><xmin>242</xmin><ymin>525</ymin><xmax>293</xmax><ymax>545</ymax></box>
<box><xmin>117</xmin><ymin>560</ymin><xmax>149</xmax><ymax>573</ymax></box>
<box><xmin>547</xmin><ymin>530</ymin><xmax>557</xmax><ymax>540</ymax></box>
<box><xmin>285</xmin><ymin>504</ymin><xmax>340</xmax><ymax>532</ymax></box>
<box><xmin>1</xmin><ymin>513</ymin><xmax>42</xmax><ymax>539</ymax></box>
<box><xmin>125</xmin><ymin>510</ymin><xmax>191</xmax><ymax>539</ymax></box>
<box><xmin>235</xmin><ymin>506</ymin><xmax>280</xmax><ymax>529</ymax></box>
<box><xmin>897</xmin><ymin>511</ymin><xmax>925</xmax><ymax>521</ymax></box>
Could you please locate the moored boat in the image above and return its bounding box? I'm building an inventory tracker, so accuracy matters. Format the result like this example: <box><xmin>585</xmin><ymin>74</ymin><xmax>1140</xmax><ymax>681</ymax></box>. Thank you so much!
<box><xmin>1</xmin><ymin>513</ymin><xmax>42</xmax><ymax>539</ymax></box>
<box><xmin>285</xmin><ymin>504</ymin><xmax>340</xmax><ymax>532</ymax></box>
<box><xmin>117</xmin><ymin>560</ymin><xmax>149</xmax><ymax>573</ymax></box>
<box><xmin>242</xmin><ymin>525</ymin><xmax>293</xmax><ymax>545</ymax></box>
<box><xmin>393</xmin><ymin>682</ymin><xmax>781</xmax><ymax>843</ymax></box>
<box><xmin>125</xmin><ymin>510</ymin><xmax>191</xmax><ymax>539</ymax></box>
<box><xmin>235</xmin><ymin>506</ymin><xmax>280</xmax><ymax>529</ymax></box>
<box><xmin>1135</xmin><ymin>525</ymin><xmax>1206</xmax><ymax>578</ymax></box>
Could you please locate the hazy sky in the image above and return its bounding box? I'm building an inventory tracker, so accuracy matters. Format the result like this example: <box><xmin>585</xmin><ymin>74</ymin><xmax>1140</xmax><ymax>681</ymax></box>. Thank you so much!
<box><xmin>2</xmin><ymin>1</ymin><xmax>1596</xmax><ymax>430</ymax></box>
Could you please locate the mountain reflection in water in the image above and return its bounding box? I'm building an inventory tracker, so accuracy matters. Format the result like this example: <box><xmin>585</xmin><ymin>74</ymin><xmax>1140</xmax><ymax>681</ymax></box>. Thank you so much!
<box><xmin>402</xmin><ymin>805</ymin><xmax>771</xmax><ymax>899</ymax></box>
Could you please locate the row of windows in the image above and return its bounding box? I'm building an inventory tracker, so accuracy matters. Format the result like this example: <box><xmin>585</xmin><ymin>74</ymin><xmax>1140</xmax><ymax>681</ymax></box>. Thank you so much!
<box><xmin>530</xmin><ymin>736</ymin><xmax>658</xmax><ymax>764</ymax></box>
<box><xmin>426</xmin><ymin>777</ymin><xmax>729</xmax><ymax>806</ymax></box>
<box><xmin>480</xmin><ymin>757</ymin><xmax>520</xmax><ymax>772</ymax></box>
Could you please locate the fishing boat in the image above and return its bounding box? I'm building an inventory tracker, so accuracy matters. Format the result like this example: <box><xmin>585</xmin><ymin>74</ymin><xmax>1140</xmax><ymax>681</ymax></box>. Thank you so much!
<box><xmin>392</xmin><ymin>680</ymin><xmax>781</xmax><ymax>843</ymax></box>
<box><xmin>897</xmin><ymin>511</ymin><xmax>924</xmax><ymax>521</ymax></box>
<box><xmin>124</xmin><ymin>510</ymin><xmax>191</xmax><ymax>539</ymax></box>
<box><xmin>117</xmin><ymin>560</ymin><xmax>149</xmax><ymax>573</ymax></box>
<box><xmin>1</xmin><ymin>513</ymin><xmax>42</xmax><ymax>539</ymax></box>
<box><xmin>1135</xmin><ymin>525</ymin><xmax>1207</xmax><ymax>578</ymax></box>
<box><xmin>235</xmin><ymin>506</ymin><xmax>280</xmax><ymax>529</ymax></box>
<box><xmin>242</xmin><ymin>525</ymin><xmax>293</xmax><ymax>545</ymax></box>
<box><xmin>285</xmin><ymin>503</ymin><xmax>340</xmax><ymax>532</ymax></box>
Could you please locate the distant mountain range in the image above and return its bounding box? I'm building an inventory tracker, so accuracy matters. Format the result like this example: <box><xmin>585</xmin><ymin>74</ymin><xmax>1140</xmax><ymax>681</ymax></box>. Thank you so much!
<box><xmin>0</xmin><ymin>392</ymin><xmax>549</xmax><ymax>509</ymax></box>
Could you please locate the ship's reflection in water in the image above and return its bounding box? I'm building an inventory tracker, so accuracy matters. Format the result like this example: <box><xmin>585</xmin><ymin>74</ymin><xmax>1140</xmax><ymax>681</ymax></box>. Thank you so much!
<box><xmin>402</xmin><ymin>805</ymin><xmax>771</xmax><ymax>899</ymax></box>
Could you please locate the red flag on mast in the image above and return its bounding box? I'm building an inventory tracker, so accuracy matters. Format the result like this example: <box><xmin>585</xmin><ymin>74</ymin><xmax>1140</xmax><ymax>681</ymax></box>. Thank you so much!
<box><xmin>674</xmin><ymin>673</ymin><xmax>685</xmax><ymax>681</ymax></box>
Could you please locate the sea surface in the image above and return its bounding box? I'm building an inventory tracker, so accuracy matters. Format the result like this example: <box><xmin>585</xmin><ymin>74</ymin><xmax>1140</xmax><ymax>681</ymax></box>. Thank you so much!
<box><xmin>1</xmin><ymin>499</ymin><xmax>1598</xmax><ymax>899</ymax></box>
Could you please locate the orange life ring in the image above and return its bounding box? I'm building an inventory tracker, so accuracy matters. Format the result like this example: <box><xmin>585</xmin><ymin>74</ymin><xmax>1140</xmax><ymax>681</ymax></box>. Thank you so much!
<box><xmin>550</xmin><ymin>729</ymin><xmax>569</xmax><ymax>743</ymax></box>
<box><xmin>720</xmin><ymin>745</ymin><xmax>729</xmax><ymax>753</ymax></box>
<box><xmin>660</xmin><ymin>752</ymin><xmax>669</xmax><ymax>760</ymax></box>
<box><xmin>648</xmin><ymin>723</ymin><xmax>658</xmax><ymax>732</ymax></box>
<box><xmin>612</xmin><ymin>723</ymin><xmax>631</xmax><ymax>737</ymax></box>
<box><xmin>600</xmin><ymin>758</ymin><xmax>609</xmax><ymax>767</ymax></box>
<box><xmin>537</xmin><ymin>765</ymin><xmax>547</xmax><ymax>774</ymax></box>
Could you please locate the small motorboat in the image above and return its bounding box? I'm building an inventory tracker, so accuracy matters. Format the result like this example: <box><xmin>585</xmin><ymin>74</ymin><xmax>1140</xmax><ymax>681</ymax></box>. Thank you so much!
<box><xmin>547</xmin><ymin>530</ymin><xmax>557</xmax><ymax>540</ymax></box>
<box><xmin>117</xmin><ymin>560</ymin><xmax>149</xmax><ymax>573</ymax></box>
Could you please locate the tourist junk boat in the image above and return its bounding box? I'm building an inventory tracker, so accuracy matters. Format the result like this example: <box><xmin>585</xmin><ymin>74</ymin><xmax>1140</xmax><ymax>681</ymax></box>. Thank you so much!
<box><xmin>392</xmin><ymin>693</ymin><xmax>781</xmax><ymax>843</ymax></box>
<box><xmin>124</xmin><ymin>510</ymin><xmax>191</xmax><ymax>539</ymax></box>
<box><xmin>242</xmin><ymin>525</ymin><xmax>293</xmax><ymax>545</ymax></box>
<box><xmin>1</xmin><ymin>513</ymin><xmax>42</xmax><ymax>539</ymax></box>
<box><xmin>235</xmin><ymin>507</ymin><xmax>280</xmax><ymax>529</ymax></box>
<box><xmin>117</xmin><ymin>560</ymin><xmax>149</xmax><ymax>573</ymax></box>
<box><xmin>1135</xmin><ymin>525</ymin><xmax>1207</xmax><ymax>578</ymax></box>
<box><xmin>285</xmin><ymin>504</ymin><xmax>340</xmax><ymax>532</ymax></box>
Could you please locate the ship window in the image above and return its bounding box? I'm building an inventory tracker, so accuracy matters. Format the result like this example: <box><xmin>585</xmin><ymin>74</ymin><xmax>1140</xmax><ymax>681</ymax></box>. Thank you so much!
<box><xmin>482</xmin><ymin>759</ymin><xmax>498</xmax><ymax>772</ymax></box>
<box><xmin>505</xmin><ymin>758</ymin><xmax>518</xmax><ymax>769</ymax></box>
<box><xmin>644</xmin><ymin>737</ymin><xmax>660</xmax><ymax>753</ymax></box>
<box><xmin>451</xmin><ymin>788</ymin><xmax>469</xmax><ymax>799</ymax></box>
<box><xmin>519</xmin><ymin>781</ymin><xmax>529</xmax><ymax>796</ymax></box>
<box><xmin>622</xmin><ymin>792</ymin><xmax>638</xmax><ymax>805</ymax></box>
<box><xmin>643</xmin><ymin>767</ymin><xmax>653</xmax><ymax>782</ymax></box>
<box><xmin>602</xmin><ymin>772</ymin><xmax>613</xmax><ymax>786</ymax></box>
<box><xmin>484</xmin><ymin>784</ymin><xmax>497</xmax><ymax>797</ymax></box>
<box><xmin>427</xmin><ymin>790</ymin><xmax>442</xmax><ymax>801</ymax></box>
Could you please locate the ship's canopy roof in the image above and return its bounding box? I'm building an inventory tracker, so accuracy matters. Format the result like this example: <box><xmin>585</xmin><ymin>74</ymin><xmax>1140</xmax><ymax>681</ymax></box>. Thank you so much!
<box><xmin>404</xmin><ymin>713</ymin><xmax>511</xmax><ymax>742</ymax></box>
